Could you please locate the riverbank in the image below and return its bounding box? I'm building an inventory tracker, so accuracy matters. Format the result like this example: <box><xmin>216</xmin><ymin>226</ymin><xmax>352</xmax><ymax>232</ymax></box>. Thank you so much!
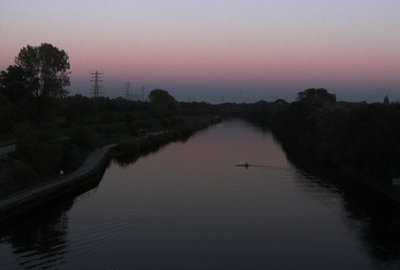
<box><xmin>247</xmin><ymin>90</ymin><xmax>400</xmax><ymax>208</ymax></box>
<box><xmin>279</xmin><ymin>144</ymin><xmax>400</xmax><ymax>209</ymax></box>
<box><xmin>0</xmin><ymin>144</ymin><xmax>116</xmax><ymax>220</ymax></box>
<box><xmin>114</xmin><ymin>116</ymin><xmax>221</xmax><ymax>164</ymax></box>
<box><xmin>4</xmin><ymin>118</ymin><xmax>398</xmax><ymax>270</ymax></box>
<box><xmin>0</xmin><ymin>116</ymin><xmax>220</xmax><ymax>220</ymax></box>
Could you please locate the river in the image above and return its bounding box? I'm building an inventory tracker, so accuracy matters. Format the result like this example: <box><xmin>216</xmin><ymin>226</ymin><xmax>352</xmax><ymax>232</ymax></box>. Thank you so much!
<box><xmin>1</xmin><ymin>119</ymin><xmax>400</xmax><ymax>269</ymax></box>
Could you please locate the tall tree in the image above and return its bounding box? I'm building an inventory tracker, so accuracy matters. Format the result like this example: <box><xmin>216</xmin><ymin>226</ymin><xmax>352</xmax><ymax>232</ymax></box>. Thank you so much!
<box><xmin>14</xmin><ymin>43</ymin><xmax>70</xmax><ymax>122</ymax></box>
<box><xmin>0</xmin><ymin>65</ymin><xmax>37</xmax><ymax>128</ymax></box>
<box><xmin>297</xmin><ymin>88</ymin><xmax>336</xmax><ymax>105</ymax></box>
<box><xmin>148</xmin><ymin>89</ymin><xmax>178</xmax><ymax>115</ymax></box>
<box><xmin>0</xmin><ymin>65</ymin><xmax>34</xmax><ymax>103</ymax></box>
<box><xmin>15</xmin><ymin>43</ymin><xmax>70</xmax><ymax>99</ymax></box>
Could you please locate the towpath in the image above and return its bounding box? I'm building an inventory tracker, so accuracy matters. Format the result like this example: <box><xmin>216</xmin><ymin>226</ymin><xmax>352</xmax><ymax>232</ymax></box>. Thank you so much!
<box><xmin>0</xmin><ymin>144</ymin><xmax>116</xmax><ymax>214</ymax></box>
<box><xmin>0</xmin><ymin>145</ymin><xmax>15</xmax><ymax>157</ymax></box>
<box><xmin>0</xmin><ymin>137</ymin><xmax>68</xmax><ymax>158</ymax></box>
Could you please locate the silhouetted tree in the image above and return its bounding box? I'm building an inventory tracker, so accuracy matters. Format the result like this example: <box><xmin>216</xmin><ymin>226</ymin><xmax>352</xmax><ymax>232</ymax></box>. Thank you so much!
<box><xmin>15</xmin><ymin>43</ymin><xmax>70</xmax><ymax>99</ymax></box>
<box><xmin>249</xmin><ymin>90</ymin><xmax>400</xmax><ymax>184</ymax></box>
<box><xmin>148</xmin><ymin>89</ymin><xmax>178</xmax><ymax>115</ymax></box>
<box><xmin>0</xmin><ymin>93</ymin><xmax>16</xmax><ymax>133</ymax></box>
<box><xmin>62</xmin><ymin>94</ymin><xmax>92</xmax><ymax>125</ymax></box>
<box><xmin>14</xmin><ymin>43</ymin><xmax>70</xmax><ymax>122</ymax></box>
<box><xmin>297</xmin><ymin>88</ymin><xmax>336</xmax><ymax>105</ymax></box>
<box><xmin>0</xmin><ymin>65</ymin><xmax>34</xmax><ymax>103</ymax></box>
<box><xmin>0</xmin><ymin>65</ymin><xmax>36</xmax><ymax>131</ymax></box>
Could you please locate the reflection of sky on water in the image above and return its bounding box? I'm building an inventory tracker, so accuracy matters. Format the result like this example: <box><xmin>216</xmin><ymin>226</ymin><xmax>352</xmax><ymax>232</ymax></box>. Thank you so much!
<box><xmin>1</xmin><ymin>119</ymin><xmax>400</xmax><ymax>269</ymax></box>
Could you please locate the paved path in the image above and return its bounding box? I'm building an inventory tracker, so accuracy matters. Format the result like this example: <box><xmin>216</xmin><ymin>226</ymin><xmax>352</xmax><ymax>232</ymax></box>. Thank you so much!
<box><xmin>0</xmin><ymin>144</ymin><xmax>116</xmax><ymax>213</ymax></box>
<box><xmin>0</xmin><ymin>145</ymin><xmax>15</xmax><ymax>157</ymax></box>
<box><xmin>0</xmin><ymin>137</ymin><xmax>68</xmax><ymax>158</ymax></box>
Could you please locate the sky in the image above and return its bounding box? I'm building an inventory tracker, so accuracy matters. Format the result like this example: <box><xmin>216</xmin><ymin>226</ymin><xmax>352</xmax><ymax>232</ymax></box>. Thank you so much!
<box><xmin>0</xmin><ymin>0</ymin><xmax>399</xmax><ymax>103</ymax></box>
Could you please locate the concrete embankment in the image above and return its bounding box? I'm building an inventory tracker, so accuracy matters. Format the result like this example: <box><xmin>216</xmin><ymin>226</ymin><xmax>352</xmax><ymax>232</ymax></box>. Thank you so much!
<box><xmin>0</xmin><ymin>144</ymin><xmax>116</xmax><ymax>221</ymax></box>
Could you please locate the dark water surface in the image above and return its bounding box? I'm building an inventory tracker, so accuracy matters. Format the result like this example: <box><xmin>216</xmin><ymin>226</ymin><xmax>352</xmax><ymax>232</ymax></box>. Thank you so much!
<box><xmin>2</xmin><ymin>119</ymin><xmax>400</xmax><ymax>269</ymax></box>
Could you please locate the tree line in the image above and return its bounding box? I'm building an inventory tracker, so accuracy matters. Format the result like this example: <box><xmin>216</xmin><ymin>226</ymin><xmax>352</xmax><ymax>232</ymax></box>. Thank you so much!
<box><xmin>249</xmin><ymin>88</ymin><xmax>400</xmax><ymax>186</ymax></box>
<box><xmin>0</xmin><ymin>43</ymin><xmax>217</xmax><ymax>135</ymax></box>
<box><xmin>5</xmin><ymin>42</ymin><xmax>398</xmax><ymax>193</ymax></box>
<box><xmin>0</xmin><ymin>43</ymin><xmax>218</xmax><ymax>195</ymax></box>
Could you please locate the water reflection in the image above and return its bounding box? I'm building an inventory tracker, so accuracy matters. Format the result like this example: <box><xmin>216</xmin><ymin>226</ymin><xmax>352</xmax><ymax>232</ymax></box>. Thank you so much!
<box><xmin>290</xmin><ymin>155</ymin><xmax>400</xmax><ymax>267</ymax></box>
<box><xmin>255</xmin><ymin>110</ymin><xmax>400</xmax><ymax>267</ymax></box>
<box><xmin>0</xmin><ymin>199</ymin><xmax>72</xmax><ymax>269</ymax></box>
<box><xmin>1</xmin><ymin>119</ymin><xmax>400</xmax><ymax>269</ymax></box>
<box><xmin>0</xmin><ymin>174</ymin><xmax>104</xmax><ymax>269</ymax></box>
<box><xmin>0</xmin><ymin>128</ymin><xmax>203</xmax><ymax>269</ymax></box>
<box><xmin>114</xmin><ymin>131</ymin><xmax>195</xmax><ymax>168</ymax></box>
<box><xmin>341</xmin><ymin>187</ymin><xmax>400</xmax><ymax>263</ymax></box>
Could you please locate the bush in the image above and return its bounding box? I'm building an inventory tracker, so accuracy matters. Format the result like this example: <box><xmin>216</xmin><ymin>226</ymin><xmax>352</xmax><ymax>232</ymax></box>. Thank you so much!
<box><xmin>31</xmin><ymin>141</ymin><xmax>63</xmax><ymax>175</ymax></box>
<box><xmin>124</xmin><ymin>113</ymin><xmax>135</xmax><ymax>126</ymax></box>
<box><xmin>13</xmin><ymin>123</ymin><xmax>40</xmax><ymax>160</ymax></box>
<box><xmin>116</xmin><ymin>139</ymin><xmax>140</xmax><ymax>155</ymax></box>
<box><xmin>135</xmin><ymin>121</ymin><xmax>149</xmax><ymax>130</ymax></box>
<box><xmin>70</xmin><ymin>127</ymin><xmax>93</xmax><ymax>149</ymax></box>
<box><xmin>12</xmin><ymin>163</ymin><xmax>38</xmax><ymax>187</ymax></box>
<box><xmin>60</xmin><ymin>143</ymin><xmax>83</xmax><ymax>171</ymax></box>
<box><xmin>128</xmin><ymin>125</ymin><xmax>138</xmax><ymax>136</ymax></box>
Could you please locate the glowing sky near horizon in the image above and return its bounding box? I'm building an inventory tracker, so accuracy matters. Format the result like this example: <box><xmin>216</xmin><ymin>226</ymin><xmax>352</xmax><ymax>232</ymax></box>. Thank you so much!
<box><xmin>1</xmin><ymin>0</ymin><xmax>399</xmax><ymax>102</ymax></box>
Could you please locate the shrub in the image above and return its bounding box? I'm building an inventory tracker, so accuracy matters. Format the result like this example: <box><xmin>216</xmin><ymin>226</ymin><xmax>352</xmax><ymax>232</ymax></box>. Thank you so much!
<box><xmin>70</xmin><ymin>127</ymin><xmax>93</xmax><ymax>149</ymax></box>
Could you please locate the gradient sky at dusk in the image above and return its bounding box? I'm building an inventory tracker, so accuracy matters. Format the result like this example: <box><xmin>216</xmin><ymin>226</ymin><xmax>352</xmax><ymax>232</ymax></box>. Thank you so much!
<box><xmin>1</xmin><ymin>0</ymin><xmax>399</xmax><ymax>103</ymax></box>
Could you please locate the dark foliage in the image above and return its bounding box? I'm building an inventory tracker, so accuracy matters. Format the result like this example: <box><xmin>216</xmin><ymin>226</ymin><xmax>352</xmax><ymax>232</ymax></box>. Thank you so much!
<box><xmin>148</xmin><ymin>89</ymin><xmax>179</xmax><ymax>115</ymax></box>
<box><xmin>249</xmin><ymin>89</ymin><xmax>400</xmax><ymax>185</ymax></box>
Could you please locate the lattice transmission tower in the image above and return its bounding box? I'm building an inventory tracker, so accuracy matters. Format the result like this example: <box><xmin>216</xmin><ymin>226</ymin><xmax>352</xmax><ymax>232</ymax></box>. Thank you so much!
<box><xmin>125</xmin><ymin>81</ymin><xmax>132</xmax><ymax>100</ymax></box>
<box><xmin>90</xmin><ymin>71</ymin><xmax>103</xmax><ymax>120</ymax></box>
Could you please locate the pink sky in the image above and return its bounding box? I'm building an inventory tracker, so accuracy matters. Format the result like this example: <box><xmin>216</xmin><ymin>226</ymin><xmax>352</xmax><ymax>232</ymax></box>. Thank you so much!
<box><xmin>1</xmin><ymin>0</ymin><xmax>399</xmax><ymax>102</ymax></box>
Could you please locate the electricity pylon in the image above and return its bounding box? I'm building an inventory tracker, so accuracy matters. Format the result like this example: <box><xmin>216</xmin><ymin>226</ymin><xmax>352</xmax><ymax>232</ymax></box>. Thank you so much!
<box><xmin>90</xmin><ymin>71</ymin><xmax>103</xmax><ymax>120</ymax></box>
<box><xmin>125</xmin><ymin>81</ymin><xmax>132</xmax><ymax>100</ymax></box>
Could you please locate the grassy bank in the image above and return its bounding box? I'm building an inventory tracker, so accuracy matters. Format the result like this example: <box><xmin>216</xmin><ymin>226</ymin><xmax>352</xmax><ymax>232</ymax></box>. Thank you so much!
<box><xmin>0</xmin><ymin>115</ymin><xmax>220</xmax><ymax>198</ymax></box>
<box><xmin>114</xmin><ymin>115</ymin><xmax>220</xmax><ymax>166</ymax></box>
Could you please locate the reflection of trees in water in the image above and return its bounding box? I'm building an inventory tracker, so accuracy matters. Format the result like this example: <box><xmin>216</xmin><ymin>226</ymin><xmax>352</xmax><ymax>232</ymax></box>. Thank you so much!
<box><xmin>0</xmin><ymin>174</ymin><xmax>104</xmax><ymax>269</ymax></box>
<box><xmin>244</xmin><ymin>120</ymin><xmax>400</xmax><ymax>265</ymax></box>
<box><xmin>115</xmin><ymin>153</ymin><xmax>141</xmax><ymax>168</ymax></box>
<box><xmin>114</xmin><ymin>118</ymin><xmax>220</xmax><ymax>168</ymax></box>
<box><xmin>114</xmin><ymin>134</ymin><xmax>191</xmax><ymax>168</ymax></box>
<box><xmin>0</xmin><ymin>198</ymin><xmax>73</xmax><ymax>269</ymax></box>
<box><xmin>288</xmin><ymin>150</ymin><xmax>400</xmax><ymax>263</ymax></box>
<box><xmin>341</xmin><ymin>187</ymin><xmax>400</xmax><ymax>261</ymax></box>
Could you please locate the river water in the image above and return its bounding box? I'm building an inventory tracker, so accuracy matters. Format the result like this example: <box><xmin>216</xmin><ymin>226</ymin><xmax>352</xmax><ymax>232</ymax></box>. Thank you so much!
<box><xmin>1</xmin><ymin>119</ymin><xmax>400</xmax><ymax>269</ymax></box>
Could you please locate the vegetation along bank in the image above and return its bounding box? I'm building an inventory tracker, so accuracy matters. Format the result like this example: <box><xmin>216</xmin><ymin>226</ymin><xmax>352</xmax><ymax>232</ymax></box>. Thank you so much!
<box><xmin>1</xmin><ymin>42</ymin><xmax>399</xmax><ymax>213</ymax></box>
<box><xmin>248</xmin><ymin>88</ymin><xmax>400</xmax><ymax>205</ymax></box>
<box><xmin>0</xmin><ymin>43</ymin><xmax>220</xmax><ymax>209</ymax></box>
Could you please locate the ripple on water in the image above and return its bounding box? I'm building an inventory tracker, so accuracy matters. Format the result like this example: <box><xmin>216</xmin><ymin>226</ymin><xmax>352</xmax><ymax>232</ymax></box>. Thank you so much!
<box><xmin>2</xmin><ymin>120</ymin><xmax>400</xmax><ymax>269</ymax></box>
